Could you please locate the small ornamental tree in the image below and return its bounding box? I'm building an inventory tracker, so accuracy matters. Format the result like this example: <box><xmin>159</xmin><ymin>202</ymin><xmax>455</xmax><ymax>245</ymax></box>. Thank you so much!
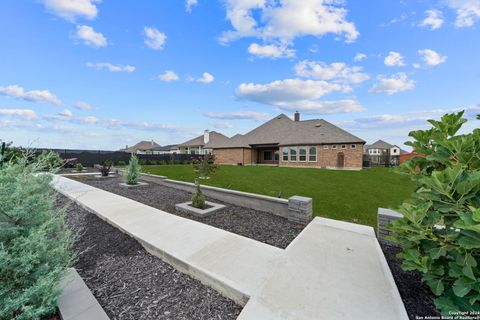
<box><xmin>388</xmin><ymin>111</ymin><xmax>480</xmax><ymax>314</ymax></box>
<box><xmin>191</xmin><ymin>179</ymin><xmax>206</xmax><ymax>209</ymax></box>
<box><xmin>99</xmin><ymin>160</ymin><xmax>112</xmax><ymax>177</ymax></box>
<box><xmin>36</xmin><ymin>150</ymin><xmax>64</xmax><ymax>171</ymax></box>
<box><xmin>75</xmin><ymin>163</ymin><xmax>84</xmax><ymax>172</ymax></box>
<box><xmin>124</xmin><ymin>155</ymin><xmax>140</xmax><ymax>185</ymax></box>
<box><xmin>0</xmin><ymin>153</ymin><xmax>74</xmax><ymax>319</ymax></box>
<box><xmin>192</xmin><ymin>154</ymin><xmax>218</xmax><ymax>179</ymax></box>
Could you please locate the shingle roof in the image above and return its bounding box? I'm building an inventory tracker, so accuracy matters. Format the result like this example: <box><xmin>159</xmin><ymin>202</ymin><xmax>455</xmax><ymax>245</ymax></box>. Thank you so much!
<box><xmin>122</xmin><ymin>140</ymin><xmax>161</xmax><ymax>153</ymax></box>
<box><xmin>205</xmin><ymin>114</ymin><xmax>365</xmax><ymax>149</ymax></box>
<box><xmin>152</xmin><ymin>144</ymin><xmax>179</xmax><ymax>151</ymax></box>
<box><xmin>178</xmin><ymin>131</ymin><xmax>229</xmax><ymax>147</ymax></box>
<box><xmin>368</xmin><ymin>140</ymin><xmax>394</xmax><ymax>150</ymax></box>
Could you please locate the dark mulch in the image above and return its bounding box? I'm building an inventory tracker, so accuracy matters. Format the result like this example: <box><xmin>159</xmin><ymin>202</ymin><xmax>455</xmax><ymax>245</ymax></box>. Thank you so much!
<box><xmin>68</xmin><ymin>175</ymin><xmax>304</xmax><ymax>249</ymax></box>
<box><xmin>59</xmin><ymin>194</ymin><xmax>242</xmax><ymax>320</ymax></box>
<box><xmin>380</xmin><ymin>241</ymin><xmax>441</xmax><ymax>319</ymax></box>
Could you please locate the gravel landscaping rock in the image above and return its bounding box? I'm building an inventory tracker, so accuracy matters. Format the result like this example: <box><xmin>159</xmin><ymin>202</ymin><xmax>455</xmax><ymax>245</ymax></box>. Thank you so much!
<box><xmin>68</xmin><ymin>175</ymin><xmax>304</xmax><ymax>249</ymax></box>
<box><xmin>59</xmin><ymin>194</ymin><xmax>242</xmax><ymax>320</ymax></box>
<box><xmin>380</xmin><ymin>241</ymin><xmax>440</xmax><ymax>319</ymax></box>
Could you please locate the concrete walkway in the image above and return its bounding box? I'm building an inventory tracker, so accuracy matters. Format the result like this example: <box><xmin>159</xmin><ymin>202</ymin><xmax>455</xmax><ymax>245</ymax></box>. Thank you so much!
<box><xmin>53</xmin><ymin>175</ymin><xmax>408</xmax><ymax>320</ymax></box>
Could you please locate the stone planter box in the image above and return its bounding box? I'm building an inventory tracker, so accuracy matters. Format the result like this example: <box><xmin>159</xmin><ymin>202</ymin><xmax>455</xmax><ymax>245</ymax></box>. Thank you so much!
<box><xmin>175</xmin><ymin>201</ymin><xmax>226</xmax><ymax>217</ymax></box>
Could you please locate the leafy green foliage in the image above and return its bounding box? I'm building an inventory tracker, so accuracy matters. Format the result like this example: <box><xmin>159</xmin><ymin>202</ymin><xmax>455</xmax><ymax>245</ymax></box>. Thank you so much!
<box><xmin>0</xmin><ymin>154</ymin><xmax>74</xmax><ymax>319</ymax></box>
<box><xmin>192</xmin><ymin>154</ymin><xmax>218</xmax><ymax>178</ymax></box>
<box><xmin>124</xmin><ymin>155</ymin><xmax>140</xmax><ymax>185</ymax></box>
<box><xmin>191</xmin><ymin>179</ymin><xmax>206</xmax><ymax>209</ymax></box>
<box><xmin>75</xmin><ymin>163</ymin><xmax>84</xmax><ymax>172</ymax></box>
<box><xmin>36</xmin><ymin>151</ymin><xmax>65</xmax><ymax>171</ymax></box>
<box><xmin>389</xmin><ymin>111</ymin><xmax>480</xmax><ymax>314</ymax></box>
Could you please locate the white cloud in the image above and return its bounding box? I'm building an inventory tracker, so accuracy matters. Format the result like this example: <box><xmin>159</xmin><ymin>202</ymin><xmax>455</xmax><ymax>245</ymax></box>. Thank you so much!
<box><xmin>157</xmin><ymin>70</ymin><xmax>180</xmax><ymax>82</ymax></box>
<box><xmin>370</xmin><ymin>73</ymin><xmax>415</xmax><ymax>95</ymax></box>
<box><xmin>236</xmin><ymin>78</ymin><xmax>363</xmax><ymax>114</ymax></box>
<box><xmin>420</xmin><ymin>9</ymin><xmax>444</xmax><ymax>30</ymax></box>
<box><xmin>220</xmin><ymin>0</ymin><xmax>359</xmax><ymax>45</ymax></box>
<box><xmin>58</xmin><ymin>109</ymin><xmax>73</xmax><ymax>118</ymax></box>
<box><xmin>210</xmin><ymin>122</ymin><xmax>233</xmax><ymax>129</ymax></box>
<box><xmin>42</xmin><ymin>0</ymin><xmax>100</xmax><ymax>21</ymax></box>
<box><xmin>294</xmin><ymin>60</ymin><xmax>369</xmax><ymax>86</ymax></box>
<box><xmin>196</xmin><ymin>72</ymin><xmax>215</xmax><ymax>84</ymax></box>
<box><xmin>75</xmin><ymin>25</ymin><xmax>107</xmax><ymax>47</ymax></box>
<box><xmin>446</xmin><ymin>0</ymin><xmax>480</xmax><ymax>27</ymax></box>
<box><xmin>74</xmin><ymin>100</ymin><xmax>92</xmax><ymax>110</ymax></box>
<box><xmin>354</xmin><ymin>53</ymin><xmax>367</xmax><ymax>62</ymax></box>
<box><xmin>186</xmin><ymin>0</ymin><xmax>198</xmax><ymax>12</ymax></box>
<box><xmin>418</xmin><ymin>49</ymin><xmax>447</xmax><ymax>66</ymax></box>
<box><xmin>384</xmin><ymin>51</ymin><xmax>405</xmax><ymax>67</ymax></box>
<box><xmin>86</xmin><ymin>62</ymin><xmax>135</xmax><ymax>72</ymax></box>
<box><xmin>0</xmin><ymin>85</ymin><xmax>62</xmax><ymax>106</ymax></box>
<box><xmin>247</xmin><ymin>43</ymin><xmax>295</xmax><ymax>59</ymax></box>
<box><xmin>82</xmin><ymin>116</ymin><xmax>99</xmax><ymax>124</ymax></box>
<box><xmin>0</xmin><ymin>109</ymin><xmax>37</xmax><ymax>120</ymax></box>
<box><xmin>144</xmin><ymin>27</ymin><xmax>166</xmax><ymax>50</ymax></box>
<box><xmin>205</xmin><ymin>111</ymin><xmax>270</xmax><ymax>121</ymax></box>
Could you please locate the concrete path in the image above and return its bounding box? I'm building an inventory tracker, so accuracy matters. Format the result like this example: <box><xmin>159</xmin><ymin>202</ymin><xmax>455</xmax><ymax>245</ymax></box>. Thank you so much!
<box><xmin>53</xmin><ymin>175</ymin><xmax>408</xmax><ymax>320</ymax></box>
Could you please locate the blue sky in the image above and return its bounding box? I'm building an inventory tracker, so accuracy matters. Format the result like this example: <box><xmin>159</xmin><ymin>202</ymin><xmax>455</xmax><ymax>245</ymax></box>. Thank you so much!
<box><xmin>0</xmin><ymin>0</ymin><xmax>479</xmax><ymax>150</ymax></box>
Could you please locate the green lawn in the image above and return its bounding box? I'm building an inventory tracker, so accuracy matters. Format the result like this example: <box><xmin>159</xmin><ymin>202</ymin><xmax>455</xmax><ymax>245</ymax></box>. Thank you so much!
<box><xmin>141</xmin><ymin>165</ymin><xmax>414</xmax><ymax>228</ymax></box>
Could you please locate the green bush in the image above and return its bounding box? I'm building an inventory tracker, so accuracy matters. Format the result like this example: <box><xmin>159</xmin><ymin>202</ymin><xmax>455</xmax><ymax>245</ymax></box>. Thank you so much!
<box><xmin>191</xmin><ymin>180</ymin><xmax>206</xmax><ymax>209</ymax></box>
<box><xmin>0</xmin><ymin>154</ymin><xmax>74</xmax><ymax>319</ymax></box>
<box><xmin>159</xmin><ymin>160</ymin><xmax>166</xmax><ymax>165</ymax></box>
<box><xmin>124</xmin><ymin>155</ymin><xmax>140</xmax><ymax>185</ymax></box>
<box><xmin>36</xmin><ymin>151</ymin><xmax>64</xmax><ymax>171</ymax></box>
<box><xmin>147</xmin><ymin>160</ymin><xmax>157</xmax><ymax>165</ymax></box>
<box><xmin>75</xmin><ymin>163</ymin><xmax>83</xmax><ymax>172</ymax></box>
<box><xmin>117</xmin><ymin>160</ymin><xmax>126</xmax><ymax>166</ymax></box>
<box><xmin>389</xmin><ymin>111</ymin><xmax>480</xmax><ymax>315</ymax></box>
<box><xmin>138</xmin><ymin>159</ymin><xmax>147</xmax><ymax>166</ymax></box>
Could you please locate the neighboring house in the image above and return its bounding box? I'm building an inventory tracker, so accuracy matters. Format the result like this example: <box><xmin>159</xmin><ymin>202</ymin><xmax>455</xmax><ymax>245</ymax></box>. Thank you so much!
<box><xmin>364</xmin><ymin>140</ymin><xmax>407</xmax><ymax>166</ymax></box>
<box><xmin>204</xmin><ymin>112</ymin><xmax>366</xmax><ymax>169</ymax></box>
<box><xmin>151</xmin><ymin>144</ymin><xmax>179</xmax><ymax>154</ymax></box>
<box><xmin>121</xmin><ymin>140</ymin><xmax>162</xmax><ymax>154</ymax></box>
<box><xmin>178</xmin><ymin>130</ymin><xmax>229</xmax><ymax>155</ymax></box>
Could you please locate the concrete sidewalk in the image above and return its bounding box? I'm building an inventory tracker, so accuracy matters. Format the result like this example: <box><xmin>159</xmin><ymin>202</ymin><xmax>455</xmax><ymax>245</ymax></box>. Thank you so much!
<box><xmin>53</xmin><ymin>175</ymin><xmax>408</xmax><ymax>320</ymax></box>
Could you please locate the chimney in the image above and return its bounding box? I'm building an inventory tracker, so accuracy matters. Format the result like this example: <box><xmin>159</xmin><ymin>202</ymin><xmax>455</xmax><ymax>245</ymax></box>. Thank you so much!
<box><xmin>204</xmin><ymin>130</ymin><xmax>210</xmax><ymax>144</ymax></box>
<box><xmin>151</xmin><ymin>140</ymin><xmax>154</xmax><ymax>146</ymax></box>
<box><xmin>294</xmin><ymin>111</ymin><xmax>300</xmax><ymax>122</ymax></box>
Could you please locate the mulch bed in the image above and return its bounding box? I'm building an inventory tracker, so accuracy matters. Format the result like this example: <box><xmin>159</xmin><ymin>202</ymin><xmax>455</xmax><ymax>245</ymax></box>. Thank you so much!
<box><xmin>67</xmin><ymin>175</ymin><xmax>304</xmax><ymax>249</ymax></box>
<box><xmin>380</xmin><ymin>241</ymin><xmax>441</xmax><ymax>319</ymax></box>
<box><xmin>60</xmin><ymin>194</ymin><xmax>242</xmax><ymax>320</ymax></box>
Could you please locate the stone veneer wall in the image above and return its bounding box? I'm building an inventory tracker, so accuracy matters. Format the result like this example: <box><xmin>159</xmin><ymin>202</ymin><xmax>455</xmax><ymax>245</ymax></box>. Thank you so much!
<box><xmin>279</xmin><ymin>144</ymin><xmax>364</xmax><ymax>169</ymax></box>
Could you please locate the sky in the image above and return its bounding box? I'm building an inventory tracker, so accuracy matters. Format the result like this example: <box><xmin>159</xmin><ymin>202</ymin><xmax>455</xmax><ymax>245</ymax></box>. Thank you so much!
<box><xmin>0</xmin><ymin>0</ymin><xmax>479</xmax><ymax>150</ymax></box>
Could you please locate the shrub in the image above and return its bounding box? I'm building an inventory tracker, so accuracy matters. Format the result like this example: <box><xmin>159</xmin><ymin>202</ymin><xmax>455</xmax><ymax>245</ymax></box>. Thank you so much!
<box><xmin>159</xmin><ymin>160</ymin><xmax>166</xmax><ymax>165</ymax></box>
<box><xmin>0</xmin><ymin>154</ymin><xmax>74</xmax><ymax>319</ymax></box>
<box><xmin>146</xmin><ymin>160</ymin><xmax>157</xmax><ymax>165</ymax></box>
<box><xmin>138</xmin><ymin>159</ymin><xmax>147</xmax><ymax>166</ymax></box>
<box><xmin>75</xmin><ymin>163</ymin><xmax>83</xmax><ymax>172</ymax></box>
<box><xmin>99</xmin><ymin>160</ymin><xmax>112</xmax><ymax>177</ymax></box>
<box><xmin>192</xmin><ymin>154</ymin><xmax>218</xmax><ymax>178</ymax></box>
<box><xmin>117</xmin><ymin>160</ymin><xmax>126</xmax><ymax>166</ymax></box>
<box><xmin>36</xmin><ymin>151</ymin><xmax>64</xmax><ymax>171</ymax></box>
<box><xmin>389</xmin><ymin>111</ymin><xmax>480</xmax><ymax>315</ymax></box>
<box><xmin>191</xmin><ymin>180</ymin><xmax>206</xmax><ymax>209</ymax></box>
<box><xmin>124</xmin><ymin>155</ymin><xmax>140</xmax><ymax>185</ymax></box>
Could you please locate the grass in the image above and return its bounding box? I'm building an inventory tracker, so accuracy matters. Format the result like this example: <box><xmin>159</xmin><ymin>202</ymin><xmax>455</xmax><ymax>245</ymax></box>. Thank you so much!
<box><xmin>141</xmin><ymin>165</ymin><xmax>414</xmax><ymax>228</ymax></box>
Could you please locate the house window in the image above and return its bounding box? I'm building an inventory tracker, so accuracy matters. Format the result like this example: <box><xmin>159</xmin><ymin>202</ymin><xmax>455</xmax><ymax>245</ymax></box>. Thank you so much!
<box><xmin>274</xmin><ymin>150</ymin><xmax>279</xmax><ymax>161</ymax></box>
<box><xmin>309</xmin><ymin>146</ymin><xmax>317</xmax><ymax>162</ymax></box>
<box><xmin>282</xmin><ymin>147</ymin><xmax>289</xmax><ymax>161</ymax></box>
<box><xmin>289</xmin><ymin>147</ymin><xmax>297</xmax><ymax>161</ymax></box>
<box><xmin>351</xmin><ymin>144</ymin><xmax>356</xmax><ymax>149</ymax></box>
<box><xmin>263</xmin><ymin>151</ymin><xmax>273</xmax><ymax>161</ymax></box>
<box><xmin>332</xmin><ymin>145</ymin><xmax>337</xmax><ymax>150</ymax></box>
<box><xmin>299</xmin><ymin>146</ymin><xmax>307</xmax><ymax>161</ymax></box>
<box><xmin>341</xmin><ymin>145</ymin><xmax>346</xmax><ymax>149</ymax></box>
<box><xmin>323</xmin><ymin>145</ymin><xmax>328</xmax><ymax>150</ymax></box>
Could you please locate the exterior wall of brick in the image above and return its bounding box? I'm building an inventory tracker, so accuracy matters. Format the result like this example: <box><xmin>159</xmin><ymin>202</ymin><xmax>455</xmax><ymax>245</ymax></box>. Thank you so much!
<box><xmin>279</xmin><ymin>143</ymin><xmax>364</xmax><ymax>169</ymax></box>
<box><xmin>213</xmin><ymin>148</ymin><xmax>247</xmax><ymax>164</ymax></box>
<box><xmin>243</xmin><ymin>148</ymin><xmax>253</xmax><ymax>164</ymax></box>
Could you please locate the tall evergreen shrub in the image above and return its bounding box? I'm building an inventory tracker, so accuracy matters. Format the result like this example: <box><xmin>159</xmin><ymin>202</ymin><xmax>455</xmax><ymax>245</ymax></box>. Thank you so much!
<box><xmin>0</xmin><ymin>153</ymin><xmax>73</xmax><ymax>320</ymax></box>
<box><xmin>124</xmin><ymin>155</ymin><xmax>140</xmax><ymax>185</ymax></box>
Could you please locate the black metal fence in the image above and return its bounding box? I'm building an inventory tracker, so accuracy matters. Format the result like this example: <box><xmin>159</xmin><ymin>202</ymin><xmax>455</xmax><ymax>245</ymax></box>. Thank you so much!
<box><xmin>35</xmin><ymin>148</ymin><xmax>202</xmax><ymax>167</ymax></box>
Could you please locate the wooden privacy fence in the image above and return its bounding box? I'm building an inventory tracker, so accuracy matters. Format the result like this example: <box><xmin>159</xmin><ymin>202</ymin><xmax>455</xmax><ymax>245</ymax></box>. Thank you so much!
<box><xmin>35</xmin><ymin>148</ymin><xmax>203</xmax><ymax>167</ymax></box>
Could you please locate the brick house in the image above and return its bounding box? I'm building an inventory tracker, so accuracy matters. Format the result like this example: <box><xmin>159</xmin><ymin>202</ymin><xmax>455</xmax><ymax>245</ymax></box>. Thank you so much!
<box><xmin>178</xmin><ymin>130</ymin><xmax>229</xmax><ymax>155</ymax></box>
<box><xmin>204</xmin><ymin>112</ymin><xmax>366</xmax><ymax>169</ymax></box>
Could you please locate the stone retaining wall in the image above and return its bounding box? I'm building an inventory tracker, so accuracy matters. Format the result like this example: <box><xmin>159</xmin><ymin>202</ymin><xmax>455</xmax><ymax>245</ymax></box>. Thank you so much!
<box><xmin>377</xmin><ymin>208</ymin><xmax>404</xmax><ymax>241</ymax></box>
<box><xmin>140</xmin><ymin>173</ymin><xmax>312</xmax><ymax>224</ymax></box>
